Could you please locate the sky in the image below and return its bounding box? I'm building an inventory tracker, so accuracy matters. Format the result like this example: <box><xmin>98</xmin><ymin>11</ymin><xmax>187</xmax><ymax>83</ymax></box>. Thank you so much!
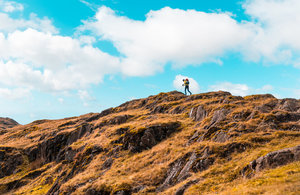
<box><xmin>0</xmin><ymin>0</ymin><xmax>300</xmax><ymax>124</ymax></box>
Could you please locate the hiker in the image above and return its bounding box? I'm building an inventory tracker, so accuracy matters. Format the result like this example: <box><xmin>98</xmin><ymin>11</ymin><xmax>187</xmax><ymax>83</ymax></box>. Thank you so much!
<box><xmin>182</xmin><ymin>78</ymin><xmax>192</xmax><ymax>95</ymax></box>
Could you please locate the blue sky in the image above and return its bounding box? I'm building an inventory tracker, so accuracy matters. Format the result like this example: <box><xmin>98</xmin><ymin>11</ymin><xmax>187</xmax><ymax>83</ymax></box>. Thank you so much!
<box><xmin>0</xmin><ymin>0</ymin><xmax>300</xmax><ymax>124</ymax></box>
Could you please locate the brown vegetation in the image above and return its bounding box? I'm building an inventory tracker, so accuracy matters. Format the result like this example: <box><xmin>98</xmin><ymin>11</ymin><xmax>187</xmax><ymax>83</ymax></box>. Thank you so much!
<box><xmin>0</xmin><ymin>90</ymin><xmax>299</xmax><ymax>194</ymax></box>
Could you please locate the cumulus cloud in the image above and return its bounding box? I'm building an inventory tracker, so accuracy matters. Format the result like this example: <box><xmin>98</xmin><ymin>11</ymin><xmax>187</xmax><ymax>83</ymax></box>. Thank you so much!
<box><xmin>78</xmin><ymin>90</ymin><xmax>96</xmax><ymax>107</ymax></box>
<box><xmin>242</xmin><ymin>0</ymin><xmax>300</xmax><ymax>64</ymax></box>
<box><xmin>208</xmin><ymin>82</ymin><xmax>274</xmax><ymax>96</ymax></box>
<box><xmin>1</xmin><ymin>0</ymin><xmax>300</xmax><ymax>100</ymax></box>
<box><xmin>256</xmin><ymin>84</ymin><xmax>273</xmax><ymax>93</ymax></box>
<box><xmin>0</xmin><ymin>88</ymin><xmax>30</xmax><ymax>99</ymax></box>
<box><xmin>81</xmin><ymin>6</ymin><xmax>251</xmax><ymax>76</ymax></box>
<box><xmin>173</xmin><ymin>75</ymin><xmax>200</xmax><ymax>94</ymax></box>
<box><xmin>79</xmin><ymin>0</ymin><xmax>300</xmax><ymax>72</ymax></box>
<box><xmin>0</xmin><ymin>2</ymin><xmax>121</xmax><ymax>96</ymax></box>
<box><xmin>209</xmin><ymin>82</ymin><xmax>250</xmax><ymax>96</ymax></box>
<box><xmin>0</xmin><ymin>28</ymin><xmax>120</xmax><ymax>92</ymax></box>
<box><xmin>0</xmin><ymin>60</ymin><xmax>44</xmax><ymax>88</ymax></box>
<box><xmin>0</xmin><ymin>0</ymin><xmax>23</xmax><ymax>13</ymax></box>
<box><xmin>0</xmin><ymin>13</ymin><xmax>58</xmax><ymax>33</ymax></box>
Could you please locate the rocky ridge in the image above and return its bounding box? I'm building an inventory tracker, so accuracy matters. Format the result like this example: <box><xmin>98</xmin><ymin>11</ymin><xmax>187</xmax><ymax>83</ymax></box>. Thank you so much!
<box><xmin>0</xmin><ymin>117</ymin><xmax>19</xmax><ymax>132</ymax></box>
<box><xmin>0</xmin><ymin>91</ymin><xmax>299</xmax><ymax>194</ymax></box>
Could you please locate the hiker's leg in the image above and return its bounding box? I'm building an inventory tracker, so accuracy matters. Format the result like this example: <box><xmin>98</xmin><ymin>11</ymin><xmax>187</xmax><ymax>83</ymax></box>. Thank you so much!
<box><xmin>184</xmin><ymin>87</ymin><xmax>187</xmax><ymax>95</ymax></box>
<box><xmin>188</xmin><ymin>87</ymin><xmax>192</xmax><ymax>95</ymax></box>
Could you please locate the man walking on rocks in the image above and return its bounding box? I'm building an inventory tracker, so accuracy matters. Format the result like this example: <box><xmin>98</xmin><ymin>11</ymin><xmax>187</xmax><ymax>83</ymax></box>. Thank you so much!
<box><xmin>182</xmin><ymin>78</ymin><xmax>192</xmax><ymax>95</ymax></box>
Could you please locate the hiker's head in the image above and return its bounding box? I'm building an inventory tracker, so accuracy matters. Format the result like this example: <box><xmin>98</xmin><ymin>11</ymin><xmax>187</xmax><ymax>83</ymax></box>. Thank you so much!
<box><xmin>186</xmin><ymin>78</ymin><xmax>189</xmax><ymax>81</ymax></box>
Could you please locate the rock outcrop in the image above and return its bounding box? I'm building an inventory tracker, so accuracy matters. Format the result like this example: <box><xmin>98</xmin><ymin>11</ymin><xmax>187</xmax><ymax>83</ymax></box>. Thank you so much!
<box><xmin>189</xmin><ymin>105</ymin><xmax>207</xmax><ymax>122</ymax></box>
<box><xmin>242</xmin><ymin>145</ymin><xmax>300</xmax><ymax>178</ymax></box>
<box><xmin>158</xmin><ymin>142</ymin><xmax>248</xmax><ymax>191</ymax></box>
<box><xmin>113</xmin><ymin>122</ymin><xmax>181</xmax><ymax>153</ymax></box>
<box><xmin>25</xmin><ymin>123</ymin><xmax>94</xmax><ymax>163</ymax></box>
<box><xmin>0</xmin><ymin>147</ymin><xmax>23</xmax><ymax>179</ymax></box>
<box><xmin>0</xmin><ymin>91</ymin><xmax>299</xmax><ymax>195</ymax></box>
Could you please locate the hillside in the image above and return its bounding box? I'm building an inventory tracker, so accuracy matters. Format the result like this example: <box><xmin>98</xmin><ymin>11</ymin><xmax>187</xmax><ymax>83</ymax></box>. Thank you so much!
<box><xmin>0</xmin><ymin>117</ymin><xmax>19</xmax><ymax>132</ymax></box>
<box><xmin>0</xmin><ymin>91</ymin><xmax>299</xmax><ymax>195</ymax></box>
<box><xmin>0</xmin><ymin>117</ymin><xmax>19</xmax><ymax>129</ymax></box>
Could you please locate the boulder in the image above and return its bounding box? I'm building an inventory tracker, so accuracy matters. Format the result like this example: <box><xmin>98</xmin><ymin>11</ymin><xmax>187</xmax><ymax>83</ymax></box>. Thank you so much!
<box><xmin>242</xmin><ymin>145</ymin><xmax>300</xmax><ymax>177</ymax></box>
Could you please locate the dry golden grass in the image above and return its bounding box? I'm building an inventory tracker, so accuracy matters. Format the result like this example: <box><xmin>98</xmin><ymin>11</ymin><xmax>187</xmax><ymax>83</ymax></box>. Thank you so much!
<box><xmin>0</xmin><ymin>91</ymin><xmax>299</xmax><ymax>194</ymax></box>
<box><xmin>184</xmin><ymin>135</ymin><xmax>300</xmax><ymax>195</ymax></box>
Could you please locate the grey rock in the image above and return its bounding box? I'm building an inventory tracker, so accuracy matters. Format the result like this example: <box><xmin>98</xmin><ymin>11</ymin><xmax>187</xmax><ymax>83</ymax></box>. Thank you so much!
<box><xmin>242</xmin><ymin>145</ymin><xmax>300</xmax><ymax>178</ymax></box>
<box><xmin>256</xmin><ymin>100</ymin><xmax>278</xmax><ymax>113</ymax></box>
<box><xmin>213</xmin><ymin>130</ymin><xmax>230</xmax><ymax>142</ymax></box>
<box><xmin>278</xmin><ymin>99</ymin><xmax>300</xmax><ymax>112</ymax></box>
<box><xmin>189</xmin><ymin>106</ymin><xmax>207</xmax><ymax>122</ymax></box>
<box><xmin>102</xmin><ymin>158</ymin><xmax>114</xmax><ymax>170</ymax></box>
<box><xmin>170</xmin><ymin>106</ymin><xmax>184</xmax><ymax>114</ymax></box>
<box><xmin>114</xmin><ymin>122</ymin><xmax>181</xmax><ymax>153</ymax></box>
<box><xmin>157</xmin><ymin>147</ymin><xmax>216</xmax><ymax>192</ymax></box>
<box><xmin>210</xmin><ymin>109</ymin><xmax>229</xmax><ymax>126</ymax></box>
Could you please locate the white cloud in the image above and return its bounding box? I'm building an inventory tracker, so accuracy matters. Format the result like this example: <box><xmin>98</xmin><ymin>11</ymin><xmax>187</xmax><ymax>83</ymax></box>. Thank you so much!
<box><xmin>79</xmin><ymin>1</ymin><xmax>300</xmax><ymax>72</ymax></box>
<box><xmin>173</xmin><ymin>74</ymin><xmax>200</xmax><ymax>94</ymax></box>
<box><xmin>79</xmin><ymin>0</ymin><xmax>97</xmax><ymax>11</ymax></box>
<box><xmin>0</xmin><ymin>0</ymin><xmax>23</xmax><ymax>13</ymax></box>
<box><xmin>209</xmin><ymin>82</ymin><xmax>250</xmax><ymax>96</ymax></box>
<box><xmin>0</xmin><ymin>29</ymin><xmax>120</xmax><ymax>92</ymax></box>
<box><xmin>0</xmin><ymin>87</ymin><xmax>30</xmax><ymax>99</ymax></box>
<box><xmin>0</xmin><ymin>0</ymin><xmax>299</xmax><ymax>101</ymax></box>
<box><xmin>78</xmin><ymin>35</ymin><xmax>96</xmax><ymax>45</ymax></box>
<box><xmin>0</xmin><ymin>60</ymin><xmax>44</xmax><ymax>88</ymax></box>
<box><xmin>78</xmin><ymin>90</ymin><xmax>95</xmax><ymax>107</ymax></box>
<box><xmin>78</xmin><ymin>90</ymin><xmax>91</xmax><ymax>100</ymax></box>
<box><xmin>208</xmin><ymin>82</ymin><xmax>274</xmax><ymax>96</ymax></box>
<box><xmin>242</xmin><ymin>0</ymin><xmax>300</xmax><ymax>64</ymax></box>
<box><xmin>58</xmin><ymin>98</ymin><xmax>64</xmax><ymax>104</ymax></box>
<box><xmin>81</xmin><ymin>6</ymin><xmax>251</xmax><ymax>76</ymax></box>
<box><xmin>0</xmin><ymin>13</ymin><xmax>58</xmax><ymax>33</ymax></box>
<box><xmin>256</xmin><ymin>84</ymin><xmax>273</xmax><ymax>93</ymax></box>
<box><xmin>0</xmin><ymin>3</ymin><xmax>122</xmax><ymax>96</ymax></box>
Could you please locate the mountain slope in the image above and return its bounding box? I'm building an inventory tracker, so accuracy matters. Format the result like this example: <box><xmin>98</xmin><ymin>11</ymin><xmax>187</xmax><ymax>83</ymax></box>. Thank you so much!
<box><xmin>0</xmin><ymin>117</ymin><xmax>19</xmax><ymax>130</ymax></box>
<box><xmin>0</xmin><ymin>91</ymin><xmax>299</xmax><ymax>195</ymax></box>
